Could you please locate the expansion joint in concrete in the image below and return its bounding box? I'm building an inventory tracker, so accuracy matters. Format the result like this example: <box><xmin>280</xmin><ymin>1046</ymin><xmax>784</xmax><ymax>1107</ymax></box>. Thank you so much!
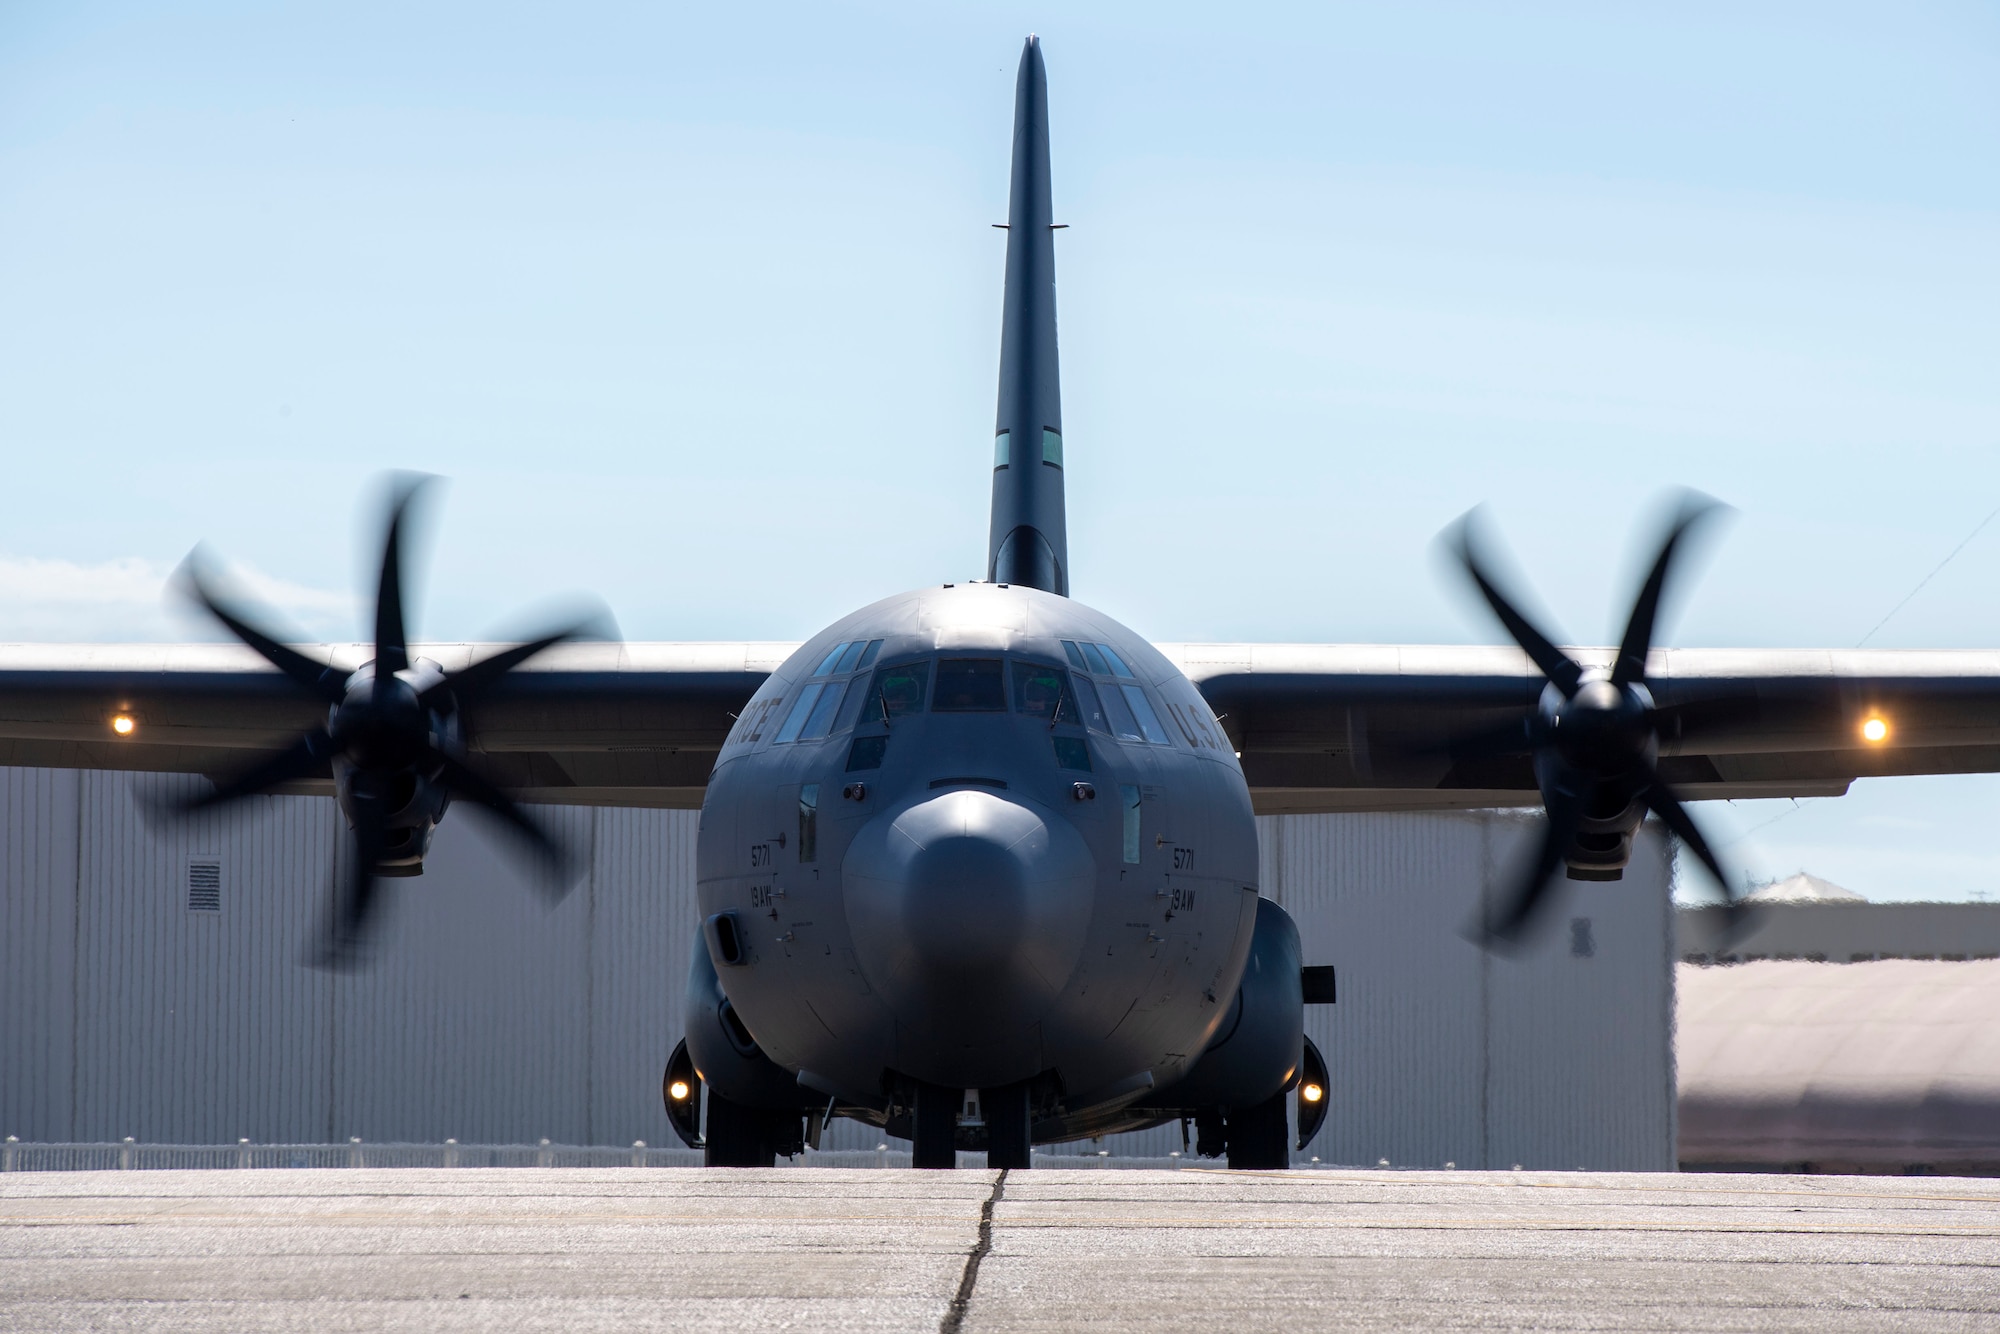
<box><xmin>941</xmin><ymin>1168</ymin><xmax>1008</xmax><ymax>1334</ymax></box>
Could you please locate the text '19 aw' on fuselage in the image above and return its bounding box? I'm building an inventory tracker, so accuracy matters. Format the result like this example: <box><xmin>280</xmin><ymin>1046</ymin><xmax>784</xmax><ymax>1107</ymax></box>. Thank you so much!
<box><xmin>7</xmin><ymin>37</ymin><xmax>2000</xmax><ymax>1170</ymax></box>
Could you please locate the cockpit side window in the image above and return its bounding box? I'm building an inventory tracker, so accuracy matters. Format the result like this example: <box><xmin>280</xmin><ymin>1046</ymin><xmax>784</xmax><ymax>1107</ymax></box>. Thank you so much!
<box><xmin>773</xmin><ymin>683</ymin><xmax>826</xmax><ymax>744</ymax></box>
<box><xmin>1119</xmin><ymin>684</ymin><xmax>1172</xmax><ymax>745</ymax></box>
<box><xmin>1011</xmin><ymin>661</ymin><xmax>1078</xmax><ymax>723</ymax></box>
<box><xmin>797</xmin><ymin>681</ymin><xmax>847</xmax><ymax>741</ymax></box>
<box><xmin>834</xmin><ymin>675</ymin><xmax>873</xmax><ymax>733</ymax></box>
<box><xmin>1097</xmin><ymin>679</ymin><xmax>1146</xmax><ymax>742</ymax></box>
<box><xmin>872</xmin><ymin>661</ymin><xmax>932</xmax><ymax>722</ymax></box>
<box><xmin>1070</xmin><ymin>675</ymin><xmax>1111</xmax><ymax>735</ymax></box>
<box><xmin>932</xmin><ymin>658</ymin><xmax>1007</xmax><ymax>712</ymax></box>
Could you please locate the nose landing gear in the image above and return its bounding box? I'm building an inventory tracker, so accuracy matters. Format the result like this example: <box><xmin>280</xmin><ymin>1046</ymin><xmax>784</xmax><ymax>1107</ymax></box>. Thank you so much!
<box><xmin>908</xmin><ymin>1078</ymin><xmax>1036</xmax><ymax>1169</ymax></box>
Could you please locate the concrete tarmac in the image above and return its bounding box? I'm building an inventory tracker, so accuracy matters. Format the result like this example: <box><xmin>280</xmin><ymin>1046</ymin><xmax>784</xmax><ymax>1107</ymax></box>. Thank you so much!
<box><xmin>4</xmin><ymin>1167</ymin><xmax>1999</xmax><ymax>1332</ymax></box>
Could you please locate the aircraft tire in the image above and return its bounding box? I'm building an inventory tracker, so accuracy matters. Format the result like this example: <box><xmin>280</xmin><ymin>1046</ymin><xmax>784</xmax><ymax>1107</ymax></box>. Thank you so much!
<box><xmin>704</xmin><ymin>1091</ymin><xmax>779</xmax><ymax>1167</ymax></box>
<box><xmin>983</xmin><ymin>1081</ymin><xmax>1032</xmax><ymax>1170</ymax></box>
<box><xmin>1225</xmin><ymin>1092</ymin><xmax>1290</xmax><ymax>1170</ymax></box>
<box><xmin>912</xmin><ymin>1081</ymin><xmax>959</xmax><ymax>1169</ymax></box>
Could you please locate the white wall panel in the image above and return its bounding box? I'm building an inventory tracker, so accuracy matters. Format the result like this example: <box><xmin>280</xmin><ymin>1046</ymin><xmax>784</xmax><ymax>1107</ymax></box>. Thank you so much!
<box><xmin>71</xmin><ymin>774</ymin><xmax>339</xmax><ymax>1144</ymax></box>
<box><xmin>329</xmin><ymin>806</ymin><xmax>599</xmax><ymax>1145</ymax></box>
<box><xmin>1268</xmin><ymin>812</ymin><xmax>1490</xmax><ymax>1167</ymax></box>
<box><xmin>1264</xmin><ymin>811</ymin><xmax>1674</xmax><ymax>1170</ymax></box>
<box><xmin>1483</xmin><ymin>821</ymin><xmax>1677</xmax><ymax>1171</ymax></box>
<box><xmin>588</xmin><ymin>807</ymin><xmax>700</xmax><ymax>1147</ymax></box>
<box><xmin>2</xmin><ymin>771</ymin><xmax>1673</xmax><ymax>1167</ymax></box>
<box><xmin>0</xmin><ymin>770</ymin><xmax>79</xmax><ymax>1140</ymax></box>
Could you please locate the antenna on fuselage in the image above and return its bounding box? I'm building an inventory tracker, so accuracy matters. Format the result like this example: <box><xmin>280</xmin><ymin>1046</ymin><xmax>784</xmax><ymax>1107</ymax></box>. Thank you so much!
<box><xmin>987</xmin><ymin>35</ymin><xmax>1069</xmax><ymax>597</ymax></box>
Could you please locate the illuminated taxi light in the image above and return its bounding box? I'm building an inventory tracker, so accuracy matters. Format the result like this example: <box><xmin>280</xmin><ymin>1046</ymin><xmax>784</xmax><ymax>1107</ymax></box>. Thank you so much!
<box><xmin>668</xmin><ymin>1080</ymin><xmax>691</xmax><ymax>1101</ymax></box>
<box><xmin>110</xmin><ymin>715</ymin><xmax>136</xmax><ymax>736</ymax></box>
<box><xmin>1301</xmin><ymin>1082</ymin><xmax>1324</xmax><ymax>1104</ymax></box>
<box><xmin>1862</xmin><ymin>716</ymin><xmax>1889</xmax><ymax>744</ymax></box>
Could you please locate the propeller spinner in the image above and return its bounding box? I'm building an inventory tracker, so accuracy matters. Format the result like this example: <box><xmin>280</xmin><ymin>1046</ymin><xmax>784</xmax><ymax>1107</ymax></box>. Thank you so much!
<box><xmin>1446</xmin><ymin>494</ymin><xmax>1742</xmax><ymax>947</ymax></box>
<box><xmin>174</xmin><ymin>476</ymin><xmax>599</xmax><ymax>967</ymax></box>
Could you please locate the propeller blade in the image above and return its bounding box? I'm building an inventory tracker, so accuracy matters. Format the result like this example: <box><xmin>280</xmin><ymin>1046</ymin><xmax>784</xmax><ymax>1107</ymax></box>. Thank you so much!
<box><xmin>371</xmin><ymin>475</ymin><xmax>434</xmax><ymax>678</ymax></box>
<box><xmin>1635</xmin><ymin>764</ymin><xmax>1729</xmax><ymax>893</ymax></box>
<box><xmin>1611</xmin><ymin>493</ymin><xmax>1723</xmax><ymax>689</ymax></box>
<box><xmin>423</xmin><ymin>624</ymin><xmax>590</xmax><ymax>709</ymax></box>
<box><xmin>433</xmin><ymin>753</ymin><xmax>573</xmax><ymax>899</ymax></box>
<box><xmin>1634</xmin><ymin>767</ymin><xmax>1756</xmax><ymax>948</ymax></box>
<box><xmin>181</xmin><ymin>730</ymin><xmax>335</xmax><ymax>812</ymax></box>
<box><xmin>1448</xmin><ymin>513</ymin><xmax>1584</xmax><ymax>697</ymax></box>
<box><xmin>313</xmin><ymin>799</ymin><xmax>388</xmax><ymax>970</ymax></box>
<box><xmin>1477</xmin><ymin>771</ymin><xmax>1590</xmax><ymax>946</ymax></box>
<box><xmin>178</xmin><ymin>555</ymin><xmax>343</xmax><ymax>702</ymax></box>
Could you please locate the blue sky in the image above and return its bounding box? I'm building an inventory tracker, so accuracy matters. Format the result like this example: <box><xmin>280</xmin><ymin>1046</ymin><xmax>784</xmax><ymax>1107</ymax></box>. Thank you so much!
<box><xmin>1</xmin><ymin>2</ymin><xmax>1997</xmax><ymax>899</ymax></box>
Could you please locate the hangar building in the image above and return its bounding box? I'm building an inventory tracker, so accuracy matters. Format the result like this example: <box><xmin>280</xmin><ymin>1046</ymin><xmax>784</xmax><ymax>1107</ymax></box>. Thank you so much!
<box><xmin>0</xmin><ymin>767</ymin><xmax>1676</xmax><ymax>1168</ymax></box>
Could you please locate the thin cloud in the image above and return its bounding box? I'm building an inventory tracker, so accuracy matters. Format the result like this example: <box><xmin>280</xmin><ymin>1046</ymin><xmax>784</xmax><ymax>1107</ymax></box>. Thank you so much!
<box><xmin>0</xmin><ymin>554</ymin><xmax>354</xmax><ymax>642</ymax></box>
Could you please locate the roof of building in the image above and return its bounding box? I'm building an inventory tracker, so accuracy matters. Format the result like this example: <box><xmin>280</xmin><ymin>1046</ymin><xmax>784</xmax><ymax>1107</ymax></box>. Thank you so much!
<box><xmin>1746</xmin><ymin>871</ymin><xmax>1866</xmax><ymax>903</ymax></box>
<box><xmin>1678</xmin><ymin>958</ymin><xmax>2000</xmax><ymax>1169</ymax></box>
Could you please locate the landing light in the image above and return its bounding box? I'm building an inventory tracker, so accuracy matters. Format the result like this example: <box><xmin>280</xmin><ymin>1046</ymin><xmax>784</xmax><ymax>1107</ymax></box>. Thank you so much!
<box><xmin>668</xmin><ymin>1080</ymin><xmax>691</xmax><ymax>1102</ymax></box>
<box><xmin>1301</xmin><ymin>1082</ymin><xmax>1324</xmax><ymax>1104</ymax></box>
<box><xmin>110</xmin><ymin>715</ymin><xmax>136</xmax><ymax>736</ymax></box>
<box><xmin>1862</xmin><ymin>716</ymin><xmax>1889</xmax><ymax>744</ymax></box>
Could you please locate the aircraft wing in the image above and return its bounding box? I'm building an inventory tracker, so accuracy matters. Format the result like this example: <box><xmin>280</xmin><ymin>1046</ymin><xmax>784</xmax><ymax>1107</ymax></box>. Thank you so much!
<box><xmin>0</xmin><ymin>642</ymin><xmax>796</xmax><ymax>809</ymax></box>
<box><xmin>1162</xmin><ymin>644</ymin><xmax>2000</xmax><ymax>815</ymax></box>
<box><xmin>7</xmin><ymin>639</ymin><xmax>2000</xmax><ymax>818</ymax></box>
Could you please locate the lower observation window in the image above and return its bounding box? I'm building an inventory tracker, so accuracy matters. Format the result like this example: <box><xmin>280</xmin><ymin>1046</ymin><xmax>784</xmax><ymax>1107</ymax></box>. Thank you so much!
<box><xmin>798</xmin><ymin>784</ymin><xmax>819</xmax><ymax>863</ymax></box>
<box><xmin>846</xmin><ymin>736</ymin><xmax>888</xmax><ymax>771</ymax></box>
<box><xmin>1052</xmin><ymin>736</ymin><xmax>1091</xmax><ymax>771</ymax></box>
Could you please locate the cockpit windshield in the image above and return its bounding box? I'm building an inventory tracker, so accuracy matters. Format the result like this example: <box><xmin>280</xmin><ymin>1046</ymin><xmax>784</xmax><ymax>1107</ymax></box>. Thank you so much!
<box><xmin>873</xmin><ymin>661</ymin><xmax>932</xmax><ymax>721</ymax></box>
<box><xmin>1012</xmin><ymin>661</ymin><xmax>1080</xmax><ymax>724</ymax></box>
<box><xmin>932</xmin><ymin>658</ymin><xmax>1007</xmax><ymax>712</ymax></box>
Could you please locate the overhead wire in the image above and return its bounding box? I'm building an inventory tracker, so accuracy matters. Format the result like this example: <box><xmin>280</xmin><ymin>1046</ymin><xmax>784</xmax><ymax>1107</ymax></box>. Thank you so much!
<box><xmin>1855</xmin><ymin>504</ymin><xmax>2000</xmax><ymax>648</ymax></box>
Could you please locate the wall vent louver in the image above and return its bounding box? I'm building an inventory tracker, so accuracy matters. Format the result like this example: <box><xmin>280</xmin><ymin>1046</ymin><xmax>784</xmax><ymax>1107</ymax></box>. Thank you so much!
<box><xmin>187</xmin><ymin>860</ymin><xmax>222</xmax><ymax>912</ymax></box>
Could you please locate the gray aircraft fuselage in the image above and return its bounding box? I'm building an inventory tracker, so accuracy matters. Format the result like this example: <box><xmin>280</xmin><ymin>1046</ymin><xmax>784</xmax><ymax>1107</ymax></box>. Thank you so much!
<box><xmin>697</xmin><ymin>582</ymin><xmax>1262</xmax><ymax>1116</ymax></box>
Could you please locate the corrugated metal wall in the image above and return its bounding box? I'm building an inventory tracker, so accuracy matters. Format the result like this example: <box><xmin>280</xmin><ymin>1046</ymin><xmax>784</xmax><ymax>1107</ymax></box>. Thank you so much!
<box><xmin>1265</xmin><ymin>811</ymin><xmax>1676</xmax><ymax>1170</ymax></box>
<box><xmin>0</xmin><ymin>771</ymin><xmax>1673</xmax><ymax>1167</ymax></box>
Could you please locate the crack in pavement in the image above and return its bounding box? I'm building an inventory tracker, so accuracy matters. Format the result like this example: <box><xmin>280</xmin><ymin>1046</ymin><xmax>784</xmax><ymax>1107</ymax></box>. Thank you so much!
<box><xmin>940</xmin><ymin>1170</ymin><xmax>1008</xmax><ymax>1334</ymax></box>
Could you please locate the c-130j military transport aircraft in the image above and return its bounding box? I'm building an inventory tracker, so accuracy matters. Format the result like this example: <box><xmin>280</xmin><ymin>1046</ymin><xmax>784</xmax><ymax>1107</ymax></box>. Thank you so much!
<box><xmin>7</xmin><ymin>37</ymin><xmax>2000</xmax><ymax>1169</ymax></box>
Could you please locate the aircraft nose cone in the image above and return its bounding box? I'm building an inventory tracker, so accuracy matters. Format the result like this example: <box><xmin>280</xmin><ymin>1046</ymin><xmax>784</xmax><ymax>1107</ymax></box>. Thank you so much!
<box><xmin>843</xmin><ymin>788</ymin><xmax>1094</xmax><ymax>1034</ymax></box>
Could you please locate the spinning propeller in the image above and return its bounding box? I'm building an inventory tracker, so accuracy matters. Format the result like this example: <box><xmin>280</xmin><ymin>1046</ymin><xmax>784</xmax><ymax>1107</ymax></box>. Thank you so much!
<box><xmin>1446</xmin><ymin>493</ymin><xmax>1742</xmax><ymax>947</ymax></box>
<box><xmin>173</xmin><ymin>475</ymin><xmax>601</xmax><ymax>966</ymax></box>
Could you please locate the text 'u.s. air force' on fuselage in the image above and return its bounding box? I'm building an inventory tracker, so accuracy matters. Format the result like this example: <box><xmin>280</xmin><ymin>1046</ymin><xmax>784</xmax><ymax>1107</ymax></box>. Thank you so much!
<box><xmin>673</xmin><ymin>37</ymin><xmax>1329</xmax><ymax>1169</ymax></box>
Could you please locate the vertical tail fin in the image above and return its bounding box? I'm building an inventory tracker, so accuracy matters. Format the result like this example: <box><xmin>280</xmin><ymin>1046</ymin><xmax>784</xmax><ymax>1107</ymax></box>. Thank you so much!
<box><xmin>988</xmin><ymin>35</ymin><xmax>1069</xmax><ymax>596</ymax></box>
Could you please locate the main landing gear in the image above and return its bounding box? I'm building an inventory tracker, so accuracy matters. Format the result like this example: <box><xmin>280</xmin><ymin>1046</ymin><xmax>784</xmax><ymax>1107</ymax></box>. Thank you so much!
<box><xmin>662</xmin><ymin>1040</ymin><xmax>807</xmax><ymax>1168</ymax></box>
<box><xmin>1221</xmin><ymin>1092</ymin><xmax>1290</xmax><ymax>1170</ymax></box>
<box><xmin>703</xmin><ymin>1090</ymin><xmax>803</xmax><ymax>1168</ymax></box>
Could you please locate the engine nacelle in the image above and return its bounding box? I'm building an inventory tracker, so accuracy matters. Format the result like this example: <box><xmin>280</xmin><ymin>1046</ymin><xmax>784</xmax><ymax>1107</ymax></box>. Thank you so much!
<box><xmin>330</xmin><ymin>656</ymin><xmax>457</xmax><ymax>877</ymax></box>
